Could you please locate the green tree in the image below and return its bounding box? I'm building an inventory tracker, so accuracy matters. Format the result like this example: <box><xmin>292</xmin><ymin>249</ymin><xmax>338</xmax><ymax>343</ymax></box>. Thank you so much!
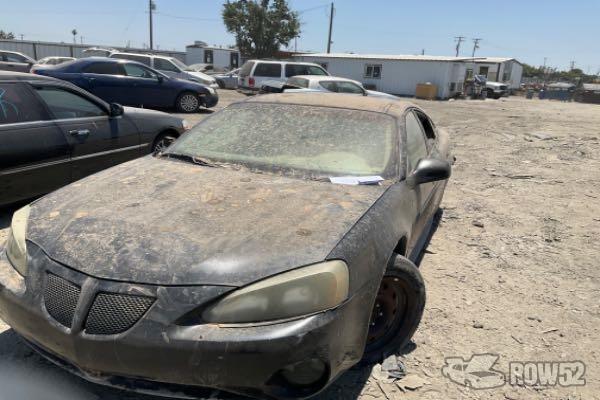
<box><xmin>0</xmin><ymin>30</ymin><xmax>16</xmax><ymax>39</ymax></box>
<box><xmin>222</xmin><ymin>0</ymin><xmax>300</xmax><ymax>58</ymax></box>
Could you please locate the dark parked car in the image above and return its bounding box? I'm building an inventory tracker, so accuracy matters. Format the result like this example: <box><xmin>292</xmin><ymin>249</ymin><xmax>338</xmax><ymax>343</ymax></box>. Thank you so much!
<box><xmin>0</xmin><ymin>50</ymin><xmax>36</xmax><ymax>73</ymax></box>
<box><xmin>0</xmin><ymin>93</ymin><xmax>451</xmax><ymax>399</ymax></box>
<box><xmin>31</xmin><ymin>57</ymin><xmax>218</xmax><ymax>113</ymax></box>
<box><xmin>0</xmin><ymin>71</ymin><xmax>189</xmax><ymax>207</ymax></box>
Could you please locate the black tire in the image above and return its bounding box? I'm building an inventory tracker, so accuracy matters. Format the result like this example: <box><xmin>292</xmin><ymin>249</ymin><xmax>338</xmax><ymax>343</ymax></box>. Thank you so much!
<box><xmin>362</xmin><ymin>254</ymin><xmax>426</xmax><ymax>364</ymax></box>
<box><xmin>176</xmin><ymin>92</ymin><xmax>201</xmax><ymax>113</ymax></box>
<box><xmin>216</xmin><ymin>79</ymin><xmax>225</xmax><ymax>89</ymax></box>
<box><xmin>152</xmin><ymin>132</ymin><xmax>177</xmax><ymax>154</ymax></box>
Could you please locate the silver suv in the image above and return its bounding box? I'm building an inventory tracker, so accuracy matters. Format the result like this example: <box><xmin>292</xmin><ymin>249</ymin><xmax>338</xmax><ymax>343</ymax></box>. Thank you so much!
<box><xmin>237</xmin><ymin>60</ymin><xmax>329</xmax><ymax>94</ymax></box>
<box><xmin>109</xmin><ymin>52</ymin><xmax>218</xmax><ymax>88</ymax></box>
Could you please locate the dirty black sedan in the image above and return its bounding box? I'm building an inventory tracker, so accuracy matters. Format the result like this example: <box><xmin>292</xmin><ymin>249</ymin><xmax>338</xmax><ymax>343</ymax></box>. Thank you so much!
<box><xmin>0</xmin><ymin>93</ymin><xmax>451</xmax><ymax>399</ymax></box>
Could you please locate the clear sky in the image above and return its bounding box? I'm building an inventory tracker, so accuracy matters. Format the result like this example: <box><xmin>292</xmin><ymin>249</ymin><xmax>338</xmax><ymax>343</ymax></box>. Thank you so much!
<box><xmin>2</xmin><ymin>0</ymin><xmax>598</xmax><ymax>72</ymax></box>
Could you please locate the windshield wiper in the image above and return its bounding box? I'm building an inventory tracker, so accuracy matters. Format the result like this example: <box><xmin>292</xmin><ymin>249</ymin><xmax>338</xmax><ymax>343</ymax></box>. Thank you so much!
<box><xmin>160</xmin><ymin>152</ymin><xmax>220</xmax><ymax>168</ymax></box>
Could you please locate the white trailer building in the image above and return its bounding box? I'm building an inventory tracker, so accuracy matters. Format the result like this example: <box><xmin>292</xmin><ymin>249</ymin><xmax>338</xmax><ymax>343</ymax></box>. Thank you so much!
<box><xmin>186</xmin><ymin>41</ymin><xmax>241</xmax><ymax>71</ymax></box>
<box><xmin>469</xmin><ymin>57</ymin><xmax>523</xmax><ymax>89</ymax></box>
<box><xmin>293</xmin><ymin>53</ymin><xmax>471</xmax><ymax>99</ymax></box>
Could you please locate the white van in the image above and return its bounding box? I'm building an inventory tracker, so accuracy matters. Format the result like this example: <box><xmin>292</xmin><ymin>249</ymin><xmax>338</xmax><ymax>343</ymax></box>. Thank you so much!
<box><xmin>109</xmin><ymin>52</ymin><xmax>219</xmax><ymax>88</ymax></box>
<box><xmin>237</xmin><ymin>60</ymin><xmax>329</xmax><ymax>94</ymax></box>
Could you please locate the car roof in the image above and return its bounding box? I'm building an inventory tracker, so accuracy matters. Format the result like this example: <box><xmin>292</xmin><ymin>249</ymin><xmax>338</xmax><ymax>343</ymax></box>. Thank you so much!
<box><xmin>290</xmin><ymin>75</ymin><xmax>361</xmax><ymax>84</ymax></box>
<box><xmin>247</xmin><ymin>59</ymin><xmax>323</xmax><ymax>66</ymax></box>
<box><xmin>245</xmin><ymin>92</ymin><xmax>415</xmax><ymax>118</ymax></box>
<box><xmin>0</xmin><ymin>71</ymin><xmax>59</xmax><ymax>82</ymax></box>
<box><xmin>112</xmin><ymin>52</ymin><xmax>172</xmax><ymax>60</ymax></box>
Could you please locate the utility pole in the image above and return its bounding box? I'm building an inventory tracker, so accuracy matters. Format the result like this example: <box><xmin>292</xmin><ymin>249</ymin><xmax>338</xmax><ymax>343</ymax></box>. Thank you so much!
<box><xmin>19</xmin><ymin>34</ymin><xmax>24</xmax><ymax>40</ymax></box>
<box><xmin>454</xmin><ymin>36</ymin><xmax>465</xmax><ymax>57</ymax></box>
<box><xmin>326</xmin><ymin>2</ymin><xmax>334</xmax><ymax>53</ymax></box>
<box><xmin>570</xmin><ymin>60</ymin><xmax>575</xmax><ymax>71</ymax></box>
<box><xmin>471</xmin><ymin>38</ymin><xmax>482</xmax><ymax>57</ymax></box>
<box><xmin>149</xmin><ymin>0</ymin><xmax>155</xmax><ymax>50</ymax></box>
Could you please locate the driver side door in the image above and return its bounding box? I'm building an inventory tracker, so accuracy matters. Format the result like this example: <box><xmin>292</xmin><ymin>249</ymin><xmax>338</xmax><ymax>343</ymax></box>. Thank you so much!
<box><xmin>31</xmin><ymin>84</ymin><xmax>141</xmax><ymax>181</ymax></box>
<box><xmin>121</xmin><ymin>63</ymin><xmax>168</xmax><ymax>108</ymax></box>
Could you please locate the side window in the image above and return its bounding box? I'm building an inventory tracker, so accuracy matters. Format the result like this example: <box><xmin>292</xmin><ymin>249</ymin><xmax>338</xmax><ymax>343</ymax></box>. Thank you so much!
<box><xmin>34</xmin><ymin>87</ymin><xmax>106</xmax><ymax>119</ymax></box>
<box><xmin>305</xmin><ymin>65</ymin><xmax>328</xmax><ymax>76</ymax></box>
<box><xmin>5</xmin><ymin>53</ymin><xmax>26</xmax><ymax>63</ymax></box>
<box><xmin>0</xmin><ymin>83</ymin><xmax>49</xmax><ymax>124</ymax></box>
<box><xmin>254</xmin><ymin>63</ymin><xmax>282</xmax><ymax>78</ymax></box>
<box><xmin>154</xmin><ymin>58</ymin><xmax>179</xmax><ymax>72</ymax></box>
<box><xmin>405</xmin><ymin>112</ymin><xmax>428</xmax><ymax>171</ymax></box>
<box><xmin>123</xmin><ymin>64</ymin><xmax>158</xmax><ymax>79</ymax></box>
<box><xmin>82</xmin><ymin>62</ymin><xmax>123</xmax><ymax>75</ymax></box>
<box><xmin>287</xmin><ymin>77</ymin><xmax>309</xmax><ymax>88</ymax></box>
<box><xmin>336</xmin><ymin>81</ymin><xmax>364</xmax><ymax>94</ymax></box>
<box><xmin>319</xmin><ymin>81</ymin><xmax>337</xmax><ymax>92</ymax></box>
<box><xmin>415</xmin><ymin>111</ymin><xmax>437</xmax><ymax>150</ymax></box>
<box><xmin>285</xmin><ymin>64</ymin><xmax>327</xmax><ymax>77</ymax></box>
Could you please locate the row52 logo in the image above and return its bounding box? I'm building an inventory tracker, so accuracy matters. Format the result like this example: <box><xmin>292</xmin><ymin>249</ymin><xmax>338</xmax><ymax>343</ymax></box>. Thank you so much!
<box><xmin>442</xmin><ymin>354</ymin><xmax>586</xmax><ymax>390</ymax></box>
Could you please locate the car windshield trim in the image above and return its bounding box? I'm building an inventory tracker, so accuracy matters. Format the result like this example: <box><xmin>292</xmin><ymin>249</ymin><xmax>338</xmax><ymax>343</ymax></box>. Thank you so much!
<box><xmin>166</xmin><ymin>103</ymin><xmax>399</xmax><ymax>181</ymax></box>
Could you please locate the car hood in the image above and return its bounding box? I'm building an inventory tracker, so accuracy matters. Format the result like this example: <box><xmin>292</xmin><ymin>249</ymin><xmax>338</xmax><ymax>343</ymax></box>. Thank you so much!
<box><xmin>185</xmin><ymin>71</ymin><xmax>216</xmax><ymax>82</ymax></box>
<box><xmin>27</xmin><ymin>157</ymin><xmax>386</xmax><ymax>287</ymax></box>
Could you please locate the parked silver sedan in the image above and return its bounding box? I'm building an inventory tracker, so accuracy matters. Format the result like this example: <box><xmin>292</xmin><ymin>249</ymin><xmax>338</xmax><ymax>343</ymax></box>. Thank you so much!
<box><xmin>212</xmin><ymin>68</ymin><xmax>240</xmax><ymax>89</ymax></box>
<box><xmin>0</xmin><ymin>50</ymin><xmax>36</xmax><ymax>73</ymax></box>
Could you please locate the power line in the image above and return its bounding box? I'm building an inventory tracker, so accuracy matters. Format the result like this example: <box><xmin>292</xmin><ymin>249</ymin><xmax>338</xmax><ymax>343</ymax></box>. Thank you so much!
<box><xmin>454</xmin><ymin>36</ymin><xmax>465</xmax><ymax>57</ymax></box>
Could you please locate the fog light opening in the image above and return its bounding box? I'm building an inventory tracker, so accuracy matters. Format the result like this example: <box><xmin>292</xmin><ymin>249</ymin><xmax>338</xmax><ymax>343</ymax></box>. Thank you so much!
<box><xmin>280</xmin><ymin>359</ymin><xmax>328</xmax><ymax>388</ymax></box>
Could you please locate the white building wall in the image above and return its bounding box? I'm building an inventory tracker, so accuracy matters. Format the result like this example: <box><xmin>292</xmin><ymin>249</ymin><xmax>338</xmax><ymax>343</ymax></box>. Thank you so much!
<box><xmin>296</xmin><ymin>56</ymin><xmax>466</xmax><ymax>99</ymax></box>
<box><xmin>186</xmin><ymin>47</ymin><xmax>240</xmax><ymax>70</ymax></box>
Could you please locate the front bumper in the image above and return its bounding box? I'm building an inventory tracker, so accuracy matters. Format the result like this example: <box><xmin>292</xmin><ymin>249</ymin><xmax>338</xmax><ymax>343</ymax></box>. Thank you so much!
<box><xmin>0</xmin><ymin>242</ymin><xmax>371</xmax><ymax>399</ymax></box>
<box><xmin>202</xmin><ymin>93</ymin><xmax>219</xmax><ymax>108</ymax></box>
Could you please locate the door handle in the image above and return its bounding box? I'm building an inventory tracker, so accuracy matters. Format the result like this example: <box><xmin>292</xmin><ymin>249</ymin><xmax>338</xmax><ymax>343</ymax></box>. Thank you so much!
<box><xmin>69</xmin><ymin>129</ymin><xmax>90</xmax><ymax>137</ymax></box>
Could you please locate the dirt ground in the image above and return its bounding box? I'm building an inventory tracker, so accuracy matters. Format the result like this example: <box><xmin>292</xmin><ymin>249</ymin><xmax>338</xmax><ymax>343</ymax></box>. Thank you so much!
<box><xmin>1</xmin><ymin>91</ymin><xmax>599</xmax><ymax>400</ymax></box>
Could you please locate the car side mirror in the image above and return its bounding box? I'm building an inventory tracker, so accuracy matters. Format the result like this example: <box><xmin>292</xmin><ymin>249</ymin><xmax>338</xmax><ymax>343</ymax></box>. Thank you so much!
<box><xmin>406</xmin><ymin>158</ymin><xmax>451</xmax><ymax>187</ymax></box>
<box><xmin>157</xmin><ymin>75</ymin><xmax>164</xmax><ymax>83</ymax></box>
<box><xmin>109</xmin><ymin>102</ymin><xmax>124</xmax><ymax>117</ymax></box>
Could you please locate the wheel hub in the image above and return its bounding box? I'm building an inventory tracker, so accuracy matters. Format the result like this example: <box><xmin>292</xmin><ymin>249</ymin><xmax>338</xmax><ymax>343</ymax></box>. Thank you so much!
<box><xmin>367</xmin><ymin>277</ymin><xmax>407</xmax><ymax>345</ymax></box>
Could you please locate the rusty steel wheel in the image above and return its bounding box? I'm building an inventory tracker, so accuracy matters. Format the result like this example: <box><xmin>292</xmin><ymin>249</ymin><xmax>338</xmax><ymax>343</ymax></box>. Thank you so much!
<box><xmin>363</xmin><ymin>255</ymin><xmax>426</xmax><ymax>364</ymax></box>
<box><xmin>367</xmin><ymin>276</ymin><xmax>408</xmax><ymax>346</ymax></box>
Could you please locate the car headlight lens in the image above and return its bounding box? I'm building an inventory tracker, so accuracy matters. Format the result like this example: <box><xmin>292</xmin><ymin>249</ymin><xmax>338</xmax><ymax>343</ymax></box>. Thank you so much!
<box><xmin>181</xmin><ymin>119</ymin><xmax>192</xmax><ymax>131</ymax></box>
<box><xmin>5</xmin><ymin>205</ymin><xmax>31</xmax><ymax>276</ymax></box>
<box><xmin>207</xmin><ymin>87</ymin><xmax>216</xmax><ymax>95</ymax></box>
<box><xmin>202</xmin><ymin>260</ymin><xmax>349</xmax><ymax>323</ymax></box>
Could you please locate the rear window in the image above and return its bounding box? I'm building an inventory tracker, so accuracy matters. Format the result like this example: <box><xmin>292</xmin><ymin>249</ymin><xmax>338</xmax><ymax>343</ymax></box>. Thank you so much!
<box><xmin>285</xmin><ymin>64</ymin><xmax>328</xmax><ymax>77</ymax></box>
<box><xmin>254</xmin><ymin>63</ymin><xmax>282</xmax><ymax>78</ymax></box>
<box><xmin>82</xmin><ymin>62</ymin><xmax>123</xmax><ymax>75</ymax></box>
<box><xmin>239</xmin><ymin>61</ymin><xmax>255</xmax><ymax>76</ymax></box>
<box><xmin>111</xmin><ymin>53</ymin><xmax>151</xmax><ymax>66</ymax></box>
<box><xmin>0</xmin><ymin>83</ymin><xmax>49</xmax><ymax>124</ymax></box>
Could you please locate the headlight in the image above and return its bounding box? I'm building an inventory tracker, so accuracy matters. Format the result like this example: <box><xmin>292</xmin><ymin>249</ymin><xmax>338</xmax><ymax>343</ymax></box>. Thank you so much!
<box><xmin>5</xmin><ymin>205</ymin><xmax>31</xmax><ymax>276</ymax></box>
<box><xmin>202</xmin><ymin>260</ymin><xmax>349</xmax><ymax>323</ymax></box>
<box><xmin>206</xmin><ymin>87</ymin><xmax>216</xmax><ymax>95</ymax></box>
<box><xmin>181</xmin><ymin>119</ymin><xmax>192</xmax><ymax>131</ymax></box>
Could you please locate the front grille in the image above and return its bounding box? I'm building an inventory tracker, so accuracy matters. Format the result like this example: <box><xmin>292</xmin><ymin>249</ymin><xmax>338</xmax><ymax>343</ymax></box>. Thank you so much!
<box><xmin>85</xmin><ymin>293</ymin><xmax>155</xmax><ymax>335</ymax></box>
<box><xmin>44</xmin><ymin>274</ymin><xmax>81</xmax><ymax>328</ymax></box>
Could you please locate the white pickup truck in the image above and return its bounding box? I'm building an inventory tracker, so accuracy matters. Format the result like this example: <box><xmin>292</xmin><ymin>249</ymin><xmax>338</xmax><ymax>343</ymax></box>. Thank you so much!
<box><xmin>486</xmin><ymin>81</ymin><xmax>510</xmax><ymax>99</ymax></box>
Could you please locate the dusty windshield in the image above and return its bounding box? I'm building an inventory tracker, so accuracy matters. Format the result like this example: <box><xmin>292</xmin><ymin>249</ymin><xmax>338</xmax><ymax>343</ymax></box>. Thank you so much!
<box><xmin>166</xmin><ymin>103</ymin><xmax>397</xmax><ymax>179</ymax></box>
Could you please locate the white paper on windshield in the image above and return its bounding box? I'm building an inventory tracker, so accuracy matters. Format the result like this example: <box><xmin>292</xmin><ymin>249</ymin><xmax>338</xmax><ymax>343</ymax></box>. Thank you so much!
<box><xmin>329</xmin><ymin>176</ymin><xmax>384</xmax><ymax>185</ymax></box>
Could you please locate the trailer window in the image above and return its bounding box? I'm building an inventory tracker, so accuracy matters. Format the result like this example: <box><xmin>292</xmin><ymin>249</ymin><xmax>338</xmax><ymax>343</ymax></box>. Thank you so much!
<box><xmin>364</xmin><ymin>64</ymin><xmax>382</xmax><ymax>79</ymax></box>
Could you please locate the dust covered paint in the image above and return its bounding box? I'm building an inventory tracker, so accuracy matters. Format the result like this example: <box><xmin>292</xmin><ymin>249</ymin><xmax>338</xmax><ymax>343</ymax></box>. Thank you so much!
<box><xmin>27</xmin><ymin>156</ymin><xmax>387</xmax><ymax>286</ymax></box>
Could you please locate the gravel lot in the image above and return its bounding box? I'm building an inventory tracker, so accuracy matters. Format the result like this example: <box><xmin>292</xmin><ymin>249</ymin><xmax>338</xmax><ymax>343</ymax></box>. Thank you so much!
<box><xmin>1</xmin><ymin>91</ymin><xmax>599</xmax><ymax>400</ymax></box>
